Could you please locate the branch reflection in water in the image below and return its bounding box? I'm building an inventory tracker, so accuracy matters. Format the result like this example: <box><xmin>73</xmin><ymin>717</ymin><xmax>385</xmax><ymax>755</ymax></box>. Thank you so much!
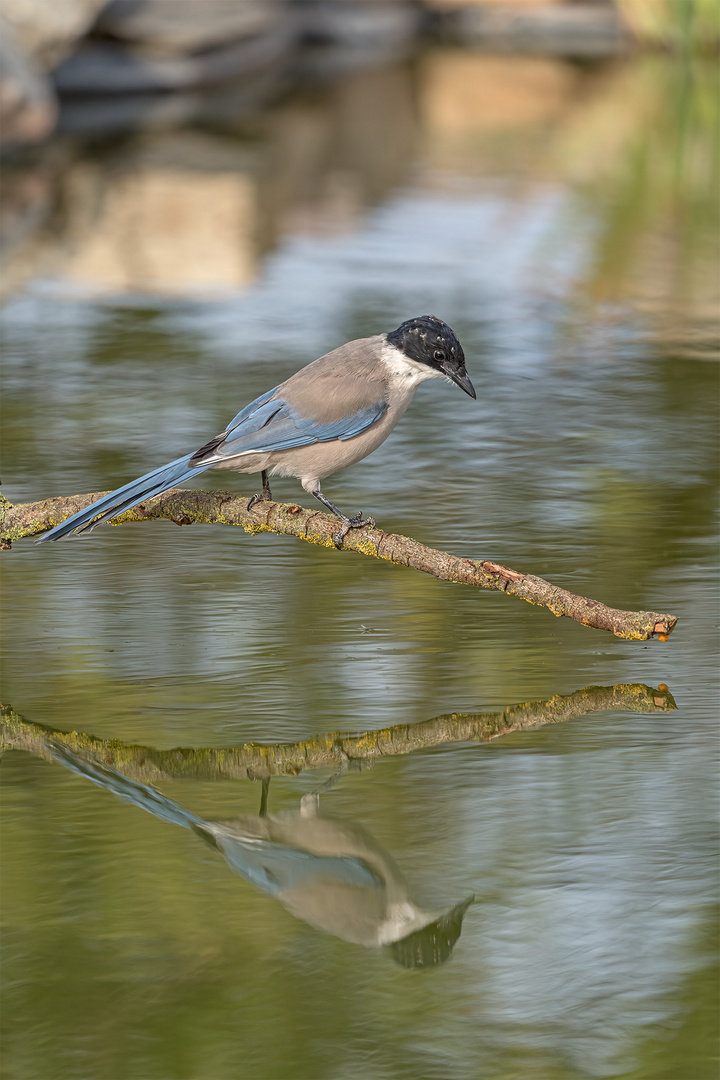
<box><xmin>0</xmin><ymin>682</ymin><xmax>675</xmax><ymax>968</ymax></box>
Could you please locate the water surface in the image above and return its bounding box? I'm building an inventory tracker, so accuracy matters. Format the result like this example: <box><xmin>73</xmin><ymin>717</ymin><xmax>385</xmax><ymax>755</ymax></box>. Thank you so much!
<box><xmin>1</xmin><ymin>51</ymin><xmax>718</xmax><ymax>1080</ymax></box>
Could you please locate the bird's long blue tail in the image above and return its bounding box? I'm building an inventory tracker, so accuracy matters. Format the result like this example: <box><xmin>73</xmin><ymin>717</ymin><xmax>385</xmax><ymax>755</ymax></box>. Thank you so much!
<box><xmin>36</xmin><ymin>453</ymin><xmax>212</xmax><ymax>542</ymax></box>
<box><xmin>44</xmin><ymin>738</ymin><xmax>204</xmax><ymax>831</ymax></box>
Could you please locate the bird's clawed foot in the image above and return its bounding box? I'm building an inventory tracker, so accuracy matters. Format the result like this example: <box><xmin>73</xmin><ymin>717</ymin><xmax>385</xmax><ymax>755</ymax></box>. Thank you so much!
<box><xmin>247</xmin><ymin>472</ymin><xmax>273</xmax><ymax>510</ymax></box>
<box><xmin>310</xmin><ymin>489</ymin><xmax>376</xmax><ymax>548</ymax></box>
<box><xmin>332</xmin><ymin>511</ymin><xmax>375</xmax><ymax>550</ymax></box>
<box><xmin>247</xmin><ymin>489</ymin><xmax>272</xmax><ymax>510</ymax></box>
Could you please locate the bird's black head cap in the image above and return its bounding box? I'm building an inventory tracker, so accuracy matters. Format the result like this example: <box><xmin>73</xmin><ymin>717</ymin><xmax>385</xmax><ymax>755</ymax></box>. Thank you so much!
<box><xmin>387</xmin><ymin>315</ymin><xmax>475</xmax><ymax>398</ymax></box>
<box><xmin>386</xmin><ymin>895</ymin><xmax>475</xmax><ymax>969</ymax></box>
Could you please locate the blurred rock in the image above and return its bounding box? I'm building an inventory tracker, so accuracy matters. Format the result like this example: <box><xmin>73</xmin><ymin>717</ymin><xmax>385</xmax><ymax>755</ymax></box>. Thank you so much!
<box><xmin>0</xmin><ymin>0</ymin><xmax>104</xmax><ymax>147</ymax></box>
<box><xmin>415</xmin><ymin>48</ymin><xmax>608</xmax><ymax>180</ymax></box>
<box><xmin>0</xmin><ymin>132</ymin><xmax>261</xmax><ymax>296</ymax></box>
<box><xmin>54</xmin><ymin>28</ymin><xmax>295</xmax><ymax>95</ymax></box>
<box><xmin>299</xmin><ymin>0</ymin><xmax>423</xmax><ymax>48</ymax></box>
<box><xmin>1</xmin><ymin>0</ymin><xmax>104</xmax><ymax>69</ymax></box>
<box><xmin>93</xmin><ymin>0</ymin><xmax>286</xmax><ymax>54</ymax></box>
<box><xmin>52</xmin><ymin>0</ymin><xmax>425</xmax><ymax>137</ymax></box>
<box><xmin>297</xmin><ymin>0</ymin><xmax>425</xmax><ymax>80</ymax></box>
<box><xmin>427</xmin><ymin>0</ymin><xmax>559</xmax><ymax>6</ymax></box>
<box><xmin>61</xmin><ymin>143</ymin><xmax>260</xmax><ymax>294</ymax></box>
<box><xmin>56</xmin><ymin>68</ymin><xmax>289</xmax><ymax>136</ymax></box>
<box><xmin>419</xmin><ymin>51</ymin><xmax>586</xmax><ymax>134</ymax></box>
<box><xmin>0</xmin><ymin>14</ymin><xmax>57</xmax><ymax>145</ymax></box>
<box><xmin>1</xmin><ymin>58</ymin><xmax>419</xmax><ymax>298</ymax></box>
<box><xmin>52</xmin><ymin>0</ymin><xmax>296</xmax><ymax>136</ymax></box>
<box><xmin>267</xmin><ymin>63</ymin><xmax>418</xmax><ymax>240</ymax></box>
<box><xmin>432</xmin><ymin>2</ymin><xmax>632</xmax><ymax>57</ymax></box>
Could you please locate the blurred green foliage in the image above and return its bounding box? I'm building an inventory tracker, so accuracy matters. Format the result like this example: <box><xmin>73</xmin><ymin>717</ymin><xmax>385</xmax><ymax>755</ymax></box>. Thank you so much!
<box><xmin>559</xmin><ymin>55</ymin><xmax>718</xmax><ymax>352</ymax></box>
<box><xmin>617</xmin><ymin>0</ymin><xmax>720</xmax><ymax>51</ymax></box>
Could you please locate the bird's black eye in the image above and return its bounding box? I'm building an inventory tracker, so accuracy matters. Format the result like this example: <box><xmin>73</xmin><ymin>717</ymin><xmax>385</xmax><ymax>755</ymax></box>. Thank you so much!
<box><xmin>433</xmin><ymin>350</ymin><xmax>445</xmax><ymax>361</ymax></box>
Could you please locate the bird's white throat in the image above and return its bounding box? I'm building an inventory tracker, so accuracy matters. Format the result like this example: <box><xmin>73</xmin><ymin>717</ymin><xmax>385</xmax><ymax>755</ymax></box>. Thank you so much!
<box><xmin>380</xmin><ymin>342</ymin><xmax>444</xmax><ymax>387</ymax></box>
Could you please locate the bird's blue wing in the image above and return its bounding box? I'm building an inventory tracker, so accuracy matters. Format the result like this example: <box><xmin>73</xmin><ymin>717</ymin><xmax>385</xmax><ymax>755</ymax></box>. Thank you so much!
<box><xmin>224</xmin><ymin>386</ymin><xmax>281</xmax><ymax>434</ymax></box>
<box><xmin>212</xmin><ymin>836</ymin><xmax>384</xmax><ymax>897</ymax></box>
<box><xmin>200</xmin><ymin>392</ymin><xmax>387</xmax><ymax>461</ymax></box>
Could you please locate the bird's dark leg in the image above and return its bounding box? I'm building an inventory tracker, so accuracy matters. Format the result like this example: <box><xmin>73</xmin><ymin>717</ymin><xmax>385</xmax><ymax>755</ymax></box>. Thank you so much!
<box><xmin>247</xmin><ymin>470</ymin><xmax>273</xmax><ymax>510</ymax></box>
<box><xmin>311</xmin><ymin>490</ymin><xmax>375</xmax><ymax>549</ymax></box>
<box><xmin>259</xmin><ymin>776</ymin><xmax>270</xmax><ymax>817</ymax></box>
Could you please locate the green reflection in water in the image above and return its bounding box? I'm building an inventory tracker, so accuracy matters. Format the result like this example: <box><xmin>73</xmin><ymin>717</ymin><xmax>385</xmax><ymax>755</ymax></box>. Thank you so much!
<box><xmin>2</xmin><ymin>684</ymin><xmax>717</xmax><ymax>1080</ymax></box>
<box><xmin>571</xmin><ymin>56</ymin><xmax>719</xmax><ymax>354</ymax></box>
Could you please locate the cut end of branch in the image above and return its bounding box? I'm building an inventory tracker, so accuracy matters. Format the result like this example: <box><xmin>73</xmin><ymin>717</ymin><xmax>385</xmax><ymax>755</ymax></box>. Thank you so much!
<box><xmin>652</xmin><ymin>616</ymin><xmax>678</xmax><ymax>641</ymax></box>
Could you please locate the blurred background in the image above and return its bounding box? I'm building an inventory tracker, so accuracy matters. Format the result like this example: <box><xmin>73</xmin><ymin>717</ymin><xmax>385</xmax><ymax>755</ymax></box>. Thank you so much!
<box><xmin>1</xmin><ymin>0</ymin><xmax>718</xmax><ymax>351</ymax></box>
<box><xmin>1</xmin><ymin>2</ymin><xmax>718</xmax><ymax>1079</ymax></box>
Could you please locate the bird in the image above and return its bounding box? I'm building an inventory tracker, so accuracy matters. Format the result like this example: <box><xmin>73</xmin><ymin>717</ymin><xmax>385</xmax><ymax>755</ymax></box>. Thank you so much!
<box><xmin>43</xmin><ymin>739</ymin><xmax>474</xmax><ymax>968</ymax></box>
<box><xmin>37</xmin><ymin>314</ymin><xmax>475</xmax><ymax>548</ymax></box>
<box><xmin>192</xmin><ymin>790</ymin><xmax>475</xmax><ymax>967</ymax></box>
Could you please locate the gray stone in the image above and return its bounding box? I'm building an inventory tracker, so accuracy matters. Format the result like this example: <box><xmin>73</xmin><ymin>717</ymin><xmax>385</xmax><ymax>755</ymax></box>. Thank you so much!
<box><xmin>437</xmin><ymin>2</ymin><xmax>632</xmax><ymax>58</ymax></box>
<box><xmin>298</xmin><ymin>0</ymin><xmax>423</xmax><ymax>47</ymax></box>
<box><xmin>56</xmin><ymin>66</ymin><xmax>290</xmax><ymax>135</ymax></box>
<box><xmin>295</xmin><ymin>0</ymin><xmax>424</xmax><ymax>81</ymax></box>
<box><xmin>1</xmin><ymin>0</ymin><xmax>105</xmax><ymax>70</ymax></box>
<box><xmin>92</xmin><ymin>0</ymin><xmax>290</xmax><ymax>55</ymax></box>
<box><xmin>54</xmin><ymin>22</ymin><xmax>295</xmax><ymax>95</ymax></box>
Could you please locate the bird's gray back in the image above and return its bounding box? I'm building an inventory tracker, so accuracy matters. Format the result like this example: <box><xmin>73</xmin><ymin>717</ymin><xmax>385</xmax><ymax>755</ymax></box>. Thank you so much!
<box><xmin>277</xmin><ymin>335</ymin><xmax>389</xmax><ymax>422</ymax></box>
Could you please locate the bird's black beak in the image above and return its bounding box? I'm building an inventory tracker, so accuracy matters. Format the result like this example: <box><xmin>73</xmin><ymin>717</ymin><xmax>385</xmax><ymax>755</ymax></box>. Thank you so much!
<box><xmin>447</xmin><ymin>367</ymin><xmax>476</xmax><ymax>399</ymax></box>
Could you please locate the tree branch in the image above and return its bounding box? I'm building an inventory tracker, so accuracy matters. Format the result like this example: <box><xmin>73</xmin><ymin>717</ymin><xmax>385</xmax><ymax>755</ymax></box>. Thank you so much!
<box><xmin>0</xmin><ymin>488</ymin><xmax>678</xmax><ymax>640</ymax></box>
<box><xmin>0</xmin><ymin>684</ymin><xmax>676</xmax><ymax>782</ymax></box>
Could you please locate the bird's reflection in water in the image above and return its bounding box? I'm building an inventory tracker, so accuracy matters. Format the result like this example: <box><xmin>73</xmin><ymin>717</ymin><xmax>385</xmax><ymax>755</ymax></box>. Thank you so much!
<box><xmin>45</xmin><ymin>741</ymin><xmax>473</xmax><ymax>968</ymax></box>
<box><xmin>196</xmin><ymin>778</ymin><xmax>473</xmax><ymax>968</ymax></box>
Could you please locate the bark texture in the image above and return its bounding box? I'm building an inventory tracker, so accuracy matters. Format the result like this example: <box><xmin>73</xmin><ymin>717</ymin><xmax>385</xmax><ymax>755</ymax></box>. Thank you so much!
<box><xmin>0</xmin><ymin>488</ymin><xmax>678</xmax><ymax>640</ymax></box>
